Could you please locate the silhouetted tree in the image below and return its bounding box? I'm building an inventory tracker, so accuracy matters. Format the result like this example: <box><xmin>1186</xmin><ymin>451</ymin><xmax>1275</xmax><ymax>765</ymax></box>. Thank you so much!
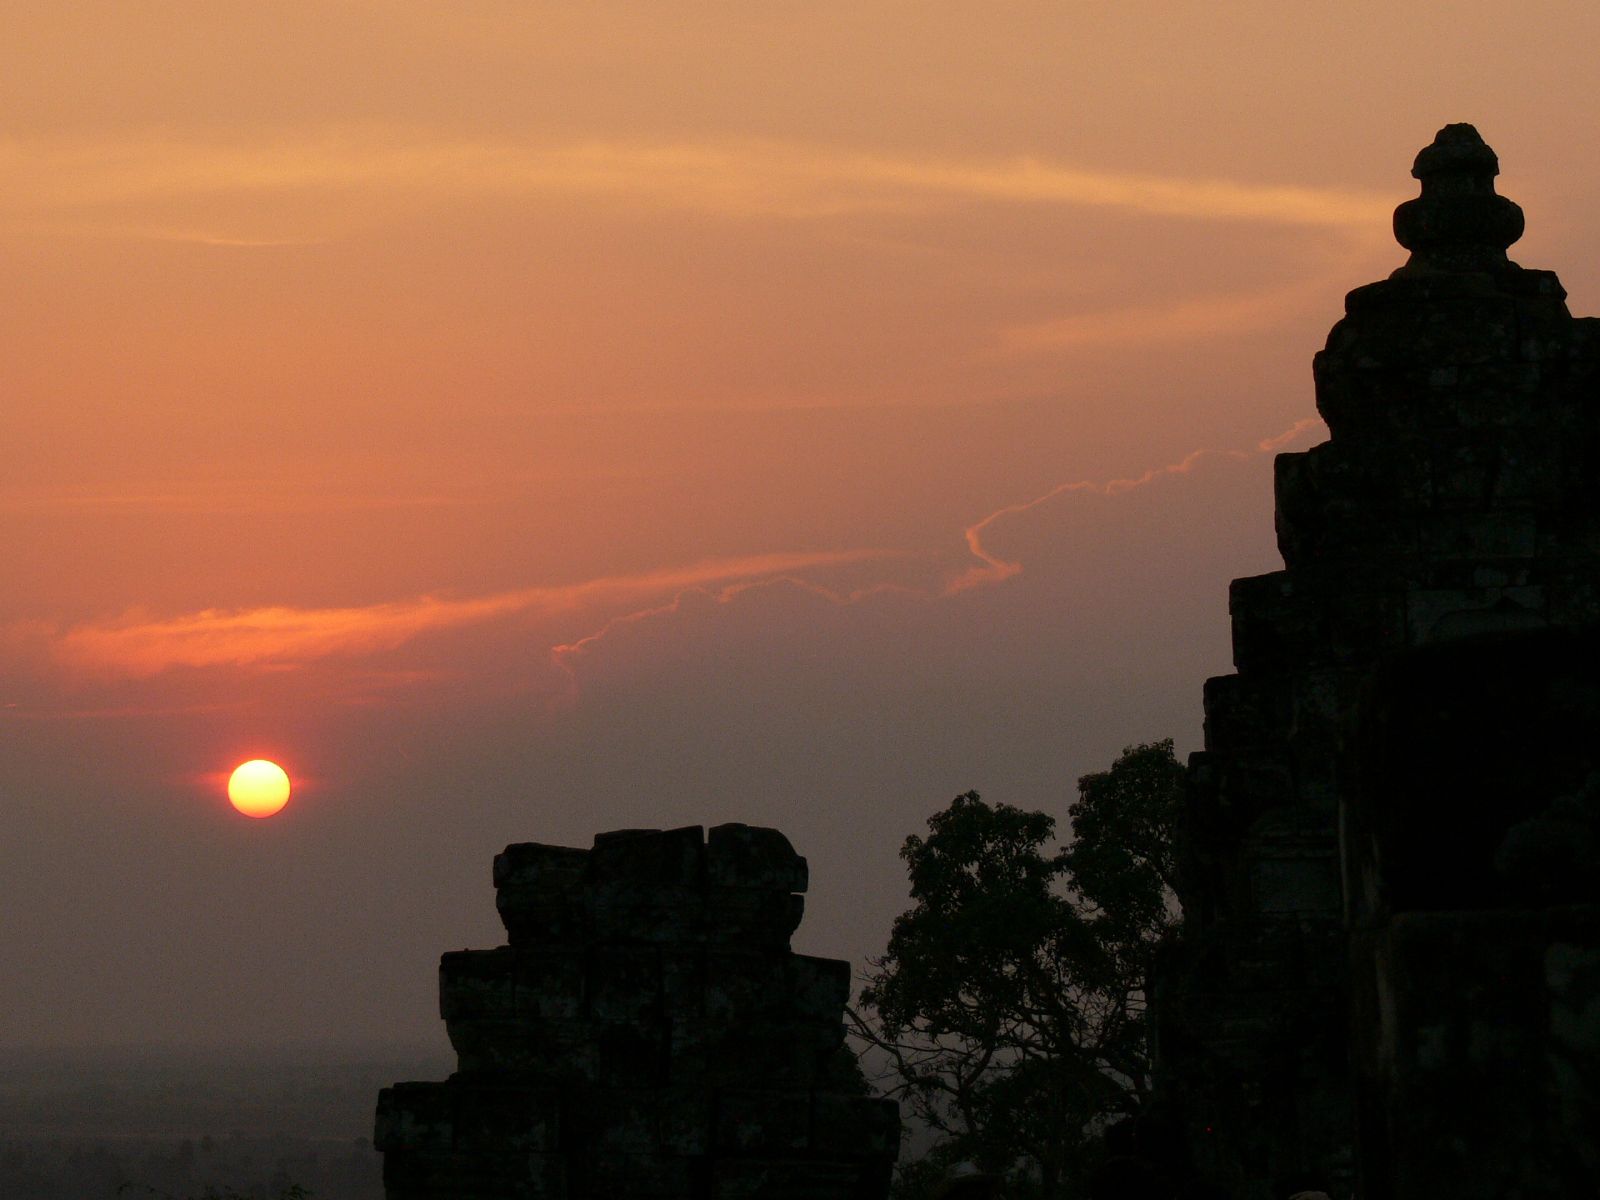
<box><xmin>849</xmin><ymin>741</ymin><xmax>1183</xmax><ymax>1200</ymax></box>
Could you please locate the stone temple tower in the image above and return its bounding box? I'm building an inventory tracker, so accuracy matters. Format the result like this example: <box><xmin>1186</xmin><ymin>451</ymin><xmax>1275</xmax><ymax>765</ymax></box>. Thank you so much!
<box><xmin>1159</xmin><ymin>125</ymin><xmax>1600</xmax><ymax>1199</ymax></box>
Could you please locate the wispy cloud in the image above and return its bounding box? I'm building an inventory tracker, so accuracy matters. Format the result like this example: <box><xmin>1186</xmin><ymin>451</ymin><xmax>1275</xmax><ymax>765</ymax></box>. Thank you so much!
<box><xmin>942</xmin><ymin>417</ymin><xmax>1326</xmax><ymax>595</ymax></box>
<box><xmin>0</xmin><ymin>486</ymin><xmax>484</xmax><ymax>516</ymax></box>
<box><xmin>1255</xmin><ymin>417</ymin><xmax>1325</xmax><ymax>453</ymax></box>
<box><xmin>42</xmin><ymin>550</ymin><xmax>882</xmax><ymax>678</ymax></box>
<box><xmin>843</xmin><ymin>154</ymin><xmax>1389</xmax><ymax>228</ymax></box>
<box><xmin>127</xmin><ymin>227</ymin><xmax>327</xmax><ymax>248</ymax></box>
<box><xmin>12</xmin><ymin>421</ymin><xmax>1327</xmax><ymax>703</ymax></box>
<box><xmin>997</xmin><ymin>276</ymin><xmax>1352</xmax><ymax>352</ymax></box>
<box><xmin>3</xmin><ymin>133</ymin><xmax>1393</xmax><ymax>231</ymax></box>
<box><xmin>549</xmin><ymin>418</ymin><xmax>1330</xmax><ymax>666</ymax></box>
<box><xmin>0</xmin><ymin>464</ymin><xmax>660</xmax><ymax>516</ymax></box>
<box><xmin>550</xmin><ymin>575</ymin><xmax>911</xmax><ymax>666</ymax></box>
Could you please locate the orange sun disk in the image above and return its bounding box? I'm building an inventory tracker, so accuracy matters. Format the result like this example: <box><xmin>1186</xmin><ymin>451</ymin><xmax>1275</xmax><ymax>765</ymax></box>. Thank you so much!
<box><xmin>228</xmin><ymin>759</ymin><xmax>291</xmax><ymax>818</ymax></box>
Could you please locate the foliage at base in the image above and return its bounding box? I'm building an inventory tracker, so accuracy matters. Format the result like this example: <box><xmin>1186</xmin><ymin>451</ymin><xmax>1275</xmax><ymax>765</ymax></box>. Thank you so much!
<box><xmin>851</xmin><ymin>741</ymin><xmax>1184</xmax><ymax>1200</ymax></box>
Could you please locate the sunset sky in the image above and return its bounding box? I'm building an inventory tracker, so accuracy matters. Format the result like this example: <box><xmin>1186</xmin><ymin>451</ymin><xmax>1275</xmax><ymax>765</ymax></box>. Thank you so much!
<box><xmin>6</xmin><ymin>2</ymin><xmax>1600</xmax><ymax>1052</ymax></box>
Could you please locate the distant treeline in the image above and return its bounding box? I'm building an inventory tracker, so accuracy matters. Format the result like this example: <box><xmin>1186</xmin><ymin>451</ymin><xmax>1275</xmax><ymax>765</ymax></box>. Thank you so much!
<box><xmin>0</xmin><ymin>1049</ymin><xmax>449</xmax><ymax>1200</ymax></box>
<box><xmin>1</xmin><ymin>1132</ymin><xmax>378</xmax><ymax>1200</ymax></box>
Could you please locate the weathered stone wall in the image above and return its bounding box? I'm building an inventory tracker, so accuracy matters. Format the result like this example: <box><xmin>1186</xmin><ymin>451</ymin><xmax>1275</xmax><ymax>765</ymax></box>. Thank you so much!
<box><xmin>375</xmin><ymin>824</ymin><xmax>899</xmax><ymax>1199</ymax></box>
<box><xmin>1346</xmin><ymin>633</ymin><xmax>1600</xmax><ymax>1199</ymax></box>
<box><xmin>1157</xmin><ymin>125</ymin><xmax>1600</xmax><ymax>1199</ymax></box>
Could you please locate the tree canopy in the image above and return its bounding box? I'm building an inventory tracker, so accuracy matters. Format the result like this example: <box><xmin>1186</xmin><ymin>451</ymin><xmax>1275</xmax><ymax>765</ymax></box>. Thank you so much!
<box><xmin>850</xmin><ymin>740</ymin><xmax>1184</xmax><ymax>1199</ymax></box>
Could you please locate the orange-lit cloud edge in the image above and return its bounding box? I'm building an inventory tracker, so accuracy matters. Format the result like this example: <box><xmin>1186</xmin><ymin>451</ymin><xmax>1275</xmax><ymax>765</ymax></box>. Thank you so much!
<box><xmin>3</xmin><ymin>134</ymin><xmax>1392</xmax><ymax>237</ymax></box>
<box><xmin>40</xmin><ymin>550</ymin><xmax>888</xmax><ymax>678</ymax></box>
<box><xmin>8</xmin><ymin>419</ymin><xmax>1326</xmax><ymax>700</ymax></box>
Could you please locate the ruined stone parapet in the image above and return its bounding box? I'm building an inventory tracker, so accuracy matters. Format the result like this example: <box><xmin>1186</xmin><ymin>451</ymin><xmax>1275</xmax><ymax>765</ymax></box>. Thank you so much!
<box><xmin>375</xmin><ymin>824</ymin><xmax>899</xmax><ymax>1199</ymax></box>
<box><xmin>1159</xmin><ymin>124</ymin><xmax>1600</xmax><ymax>1199</ymax></box>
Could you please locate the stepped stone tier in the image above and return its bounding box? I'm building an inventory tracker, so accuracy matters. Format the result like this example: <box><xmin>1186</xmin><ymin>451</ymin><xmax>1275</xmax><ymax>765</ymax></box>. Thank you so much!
<box><xmin>375</xmin><ymin>824</ymin><xmax>899</xmax><ymax>1199</ymax></box>
<box><xmin>1157</xmin><ymin>124</ymin><xmax>1600</xmax><ymax>1199</ymax></box>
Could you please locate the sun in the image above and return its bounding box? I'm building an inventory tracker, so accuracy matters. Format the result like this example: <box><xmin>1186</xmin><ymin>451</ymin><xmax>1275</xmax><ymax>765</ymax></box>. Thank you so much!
<box><xmin>228</xmin><ymin>759</ymin><xmax>292</xmax><ymax>818</ymax></box>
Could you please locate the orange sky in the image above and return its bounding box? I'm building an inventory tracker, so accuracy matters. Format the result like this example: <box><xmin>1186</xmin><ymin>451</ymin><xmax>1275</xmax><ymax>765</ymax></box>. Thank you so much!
<box><xmin>5</xmin><ymin>2</ymin><xmax>1600</xmax><ymax>1050</ymax></box>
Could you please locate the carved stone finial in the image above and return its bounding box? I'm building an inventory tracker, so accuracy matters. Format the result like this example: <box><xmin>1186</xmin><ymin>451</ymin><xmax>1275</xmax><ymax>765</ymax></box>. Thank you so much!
<box><xmin>1392</xmin><ymin>123</ymin><xmax>1524</xmax><ymax>271</ymax></box>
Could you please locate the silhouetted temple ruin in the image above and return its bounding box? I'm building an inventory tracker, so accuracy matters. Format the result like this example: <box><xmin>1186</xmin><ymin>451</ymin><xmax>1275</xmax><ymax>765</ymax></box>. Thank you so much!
<box><xmin>373</xmin><ymin>124</ymin><xmax>1600</xmax><ymax>1200</ymax></box>
<box><xmin>1158</xmin><ymin>124</ymin><xmax>1600</xmax><ymax>1198</ymax></box>
<box><xmin>375</xmin><ymin>824</ymin><xmax>898</xmax><ymax>1199</ymax></box>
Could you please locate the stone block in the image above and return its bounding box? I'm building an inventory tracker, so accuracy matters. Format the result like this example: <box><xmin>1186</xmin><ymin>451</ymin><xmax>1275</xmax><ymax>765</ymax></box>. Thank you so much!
<box><xmin>1311</xmin><ymin>360</ymin><xmax>1390</xmax><ymax>439</ymax></box>
<box><xmin>660</xmin><ymin>949</ymin><xmax>707</xmax><ymax>1018</ymax></box>
<box><xmin>1420</xmin><ymin>435</ymin><xmax>1494</xmax><ymax>508</ymax></box>
<box><xmin>512</xmin><ymin>949</ymin><xmax>586</xmax><ymax>1020</ymax></box>
<box><xmin>581</xmin><ymin>1087</ymin><xmax>663</xmax><ymax>1153</ymax></box>
<box><xmin>666</xmin><ymin>1014</ymin><xmax>714</xmax><ymax>1082</ymax></box>
<box><xmin>1417</xmin><ymin>510</ymin><xmax>1538</xmax><ymax>559</ymax></box>
<box><xmin>1451</xmin><ymin>360</ymin><xmax>1546</xmax><ymax>400</ymax></box>
<box><xmin>708</xmin><ymin>823</ymin><xmax>810</xmax><ymax>892</ymax></box>
<box><xmin>1548</xmin><ymin>578</ymin><xmax>1600</xmax><ymax>626</ymax></box>
<box><xmin>375</xmin><ymin>1082</ymin><xmax>455</xmax><ymax>1152</ymax></box>
<box><xmin>1401</xmin><ymin>583</ymin><xmax>1479</xmax><ymax>640</ymax></box>
<box><xmin>587</xmin><ymin>947</ymin><xmax>662</xmax><ymax>1022</ymax></box>
<box><xmin>1323</xmin><ymin>589</ymin><xmax>1406</xmax><ymax>659</ymax></box>
<box><xmin>1276</xmin><ymin>442</ymin><xmax>1434</xmax><ymax>564</ymax></box>
<box><xmin>1546</xmin><ymin>937</ymin><xmax>1600</xmax><ymax>1048</ymax></box>
<box><xmin>445</xmin><ymin>1015</ymin><xmax>600</xmax><ymax>1082</ymax></box>
<box><xmin>440</xmin><ymin>948</ymin><xmax>517</xmax><ymax>1020</ymax></box>
<box><xmin>712</xmin><ymin>1157</ymin><xmax>879</xmax><ymax>1200</ymax></box>
<box><xmin>703</xmin><ymin>886</ymin><xmax>805</xmax><ymax>948</ymax></box>
<box><xmin>1517</xmin><ymin>302</ymin><xmax>1574</xmax><ymax>362</ymax></box>
<box><xmin>1246</xmin><ymin>848</ymin><xmax>1341</xmax><ymax>918</ymax></box>
<box><xmin>1202</xmin><ymin>673</ymin><xmax>1287</xmax><ymax>752</ymax></box>
<box><xmin>495</xmin><ymin>844</ymin><xmax>589</xmax><ymax>945</ymax></box>
<box><xmin>1568</xmin><ymin>315</ymin><xmax>1600</xmax><ymax>361</ymax></box>
<box><xmin>1230</xmin><ymin>572</ymin><xmax>1324</xmax><ymax>672</ymax></box>
<box><xmin>578</xmin><ymin>1150</ymin><xmax>695</xmax><ymax>1199</ymax></box>
<box><xmin>715</xmin><ymin>1088</ymin><xmax>813</xmax><ymax>1154</ymax></box>
<box><xmin>587</xmin><ymin>881</ymin><xmax>707</xmax><ymax>945</ymax></box>
<box><xmin>1288</xmin><ymin>663</ymin><xmax>1359</xmax><ymax>739</ymax></box>
<box><xmin>451</xmin><ymin>1085</ymin><xmax>561</xmax><ymax>1153</ymax></box>
<box><xmin>704</xmin><ymin>951</ymin><xmax>790</xmax><ymax>1022</ymax></box>
<box><xmin>494</xmin><ymin>842</ymin><xmax>590</xmax><ymax>891</ymax></box>
<box><xmin>1312</xmin><ymin>440</ymin><xmax>1428</xmax><ymax>507</ymax></box>
<box><xmin>1335</xmin><ymin>293</ymin><xmax>1519</xmax><ymax>368</ymax></box>
<box><xmin>1406</xmin><ymin>583</ymin><xmax>1548</xmax><ymax>643</ymax></box>
<box><xmin>1537</xmin><ymin>514</ymin><xmax>1600</xmax><ymax>560</ymax></box>
<box><xmin>702</xmin><ymin>1018</ymin><xmax>846</xmax><ymax>1088</ymax></box>
<box><xmin>1320</xmin><ymin>511</ymin><xmax>1422</xmax><ymax>561</ymax></box>
<box><xmin>790</xmin><ymin>956</ymin><xmax>851</xmax><ymax>1024</ymax></box>
<box><xmin>1488</xmin><ymin>446</ymin><xmax>1565</xmax><ymax>508</ymax></box>
<box><xmin>658</xmin><ymin>1088</ymin><xmax>715</xmax><ymax>1155</ymax></box>
<box><xmin>590</xmin><ymin>826</ymin><xmax>706</xmax><ymax>887</ymax></box>
<box><xmin>496</xmin><ymin>893</ymin><xmax>586</xmax><ymax>947</ymax></box>
<box><xmin>811</xmin><ymin>1093</ymin><xmax>901</xmax><ymax>1162</ymax></box>
<box><xmin>1208</xmin><ymin>752</ymin><xmax>1295</xmax><ymax>829</ymax></box>
<box><xmin>596</xmin><ymin>1019</ymin><xmax>669</xmax><ymax>1088</ymax></box>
